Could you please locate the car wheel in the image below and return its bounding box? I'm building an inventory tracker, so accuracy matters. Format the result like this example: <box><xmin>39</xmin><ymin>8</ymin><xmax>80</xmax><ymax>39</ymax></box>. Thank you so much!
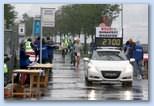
<box><xmin>85</xmin><ymin>76</ymin><xmax>93</xmax><ymax>86</ymax></box>
<box><xmin>122</xmin><ymin>81</ymin><xmax>132</xmax><ymax>87</ymax></box>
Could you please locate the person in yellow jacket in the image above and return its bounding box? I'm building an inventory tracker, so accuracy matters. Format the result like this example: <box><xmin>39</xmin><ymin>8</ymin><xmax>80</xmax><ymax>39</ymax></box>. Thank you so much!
<box><xmin>25</xmin><ymin>38</ymin><xmax>34</xmax><ymax>54</ymax></box>
<box><xmin>24</xmin><ymin>38</ymin><xmax>36</xmax><ymax>62</ymax></box>
<box><xmin>4</xmin><ymin>54</ymin><xmax>9</xmax><ymax>86</ymax></box>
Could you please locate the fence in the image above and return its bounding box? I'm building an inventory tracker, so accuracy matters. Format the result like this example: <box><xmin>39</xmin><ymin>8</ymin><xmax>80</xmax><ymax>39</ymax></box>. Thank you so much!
<box><xmin>4</xmin><ymin>29</ymin><xmax>19</xmax><ymax>81</ymax></box>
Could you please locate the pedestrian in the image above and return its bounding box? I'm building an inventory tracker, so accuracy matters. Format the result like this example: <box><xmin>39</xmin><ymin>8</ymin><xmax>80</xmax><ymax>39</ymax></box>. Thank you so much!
<box><xmin>19</xmin><ymin>43</ymin><xmax>32</xmax><ymax>85</ymax></box>
<box><xmin>90</xmin><ymin>40</ymin><xmax>96</xmax><ymax>55</ymax></box>
<box><xmin>133</xmin><ymin>40</ymin><xmax>144</xmax><ymax>80</ymax></box>
<box><xmin>61</xmin><ymin>38</ymin><xmax>68</xmax><ymax>61</ymax></box>
<box><xmin>24</xmin><ymin>38</ymin><xmax>35</xmax><ymax>56</ymax></box>
<box><xmin>124</xmin><ymin>38</ymin><xmax>136</xmax><ymax>59</ymax></box>
<box><xmin>4</xmin><ymin>54</ymin><xmax>10</xmax><ymax>86</ymax></box>
<box><xmin>46</xmin><ymin>36</ymin><xmax>54</xmax><ymax>63</ymax></box>
<box><xmin>40</xmin><ymin>38</ymin><xmax>48</xmax><ymax>63</ymax></box>
<box><xmin>24</xmin><ymin>38</ymin><xmax>36</xmax><ymax>63</ymax></box>
<box><xmin>33</xmin><ymin>37</ymin><xmax>40</xmax><ymax>62</ymax></box>
<box><xmin>20</xmin><ymin>43</ymin><xmax>32</xmax><ymax>69</ymax></box>
<box><xmin>70</xmin><ymin>40</ymin><xmax>75</xmax><ymax>66</ymax></box>
<box><xmin>74</xmin><ymin>37</ymin><xmax>82</xmax><ymax>70</ymax></box>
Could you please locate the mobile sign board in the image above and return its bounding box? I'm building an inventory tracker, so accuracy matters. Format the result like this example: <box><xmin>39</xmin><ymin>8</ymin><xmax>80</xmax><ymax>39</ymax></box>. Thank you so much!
<box><xmin>18</xmin><ymin>23</ymin><xmax>25</xmax><ymax>36</ymax></box>
<box><xmin>33</xmin><ymin>18</ymin><xmax>41</xmax><ymax>36</ymax></box>
<box><xmin>95</xmin><ymin>37</ymin><xmax>123</xmax><ymax>47</ymax></box>
<box><xmin>95</xmin><ymin>27</ymin><xmax>123</xmax><ymax>47</ymax></box>
<box><xmin>41</xmin><ymin>8</ymin><xmax>55</xmax><ymax>27</ymax></box>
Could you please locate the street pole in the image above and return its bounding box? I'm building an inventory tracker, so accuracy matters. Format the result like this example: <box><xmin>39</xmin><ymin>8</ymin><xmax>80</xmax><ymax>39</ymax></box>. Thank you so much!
<box><xmin>40</xmin><ymin>8</ymin><xmax>43</xmax><ymax>63</ymax></box>
<box><xmin>121</xmin><ymin>4</ymin><xmax>124</xmax><ymax>45</ymax></box>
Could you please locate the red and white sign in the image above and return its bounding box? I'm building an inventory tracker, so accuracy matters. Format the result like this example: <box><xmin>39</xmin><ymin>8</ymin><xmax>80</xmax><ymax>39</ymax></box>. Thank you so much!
<box><xmin>96</xmin><ymin>27</ymin><xmax>119</xmax><ymax>38</ymax></box>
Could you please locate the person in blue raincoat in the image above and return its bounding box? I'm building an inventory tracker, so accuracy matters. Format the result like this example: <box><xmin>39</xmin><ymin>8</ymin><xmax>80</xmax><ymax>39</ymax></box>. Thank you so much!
<box><xmin>33</xmin><ymin>37</ymin><xmax>40</xmax><ymax>62</ymax></box>
<box><xmin>20</xmin><ymin>43</ymin><xmax>32</xmax><ymax>69</ymax></box>
<box><xmin>133</xmin><ymin>40</ymin><xmax>144</xmax><ymax>80</ymax></box>
<box><xmin>41</xmin><ymin>38</ymin><xmax>48</xmax><ymax>63</ymax></box>
<box><xmin>46</xmin><ymin>37</ymin><xmax>54</xmax><ymax>63</ymax></box>
<box><xmin>18</xmin><ymin>43</ymin><xmax>32</xmax><ymax>84</ymax></box>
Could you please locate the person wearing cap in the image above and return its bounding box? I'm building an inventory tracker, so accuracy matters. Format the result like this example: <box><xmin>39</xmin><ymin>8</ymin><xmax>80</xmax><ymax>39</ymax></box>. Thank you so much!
<box><xmin>133</xmin><ymin>40</ymin><xmax>144</xmax><ymax>80</ymax></box>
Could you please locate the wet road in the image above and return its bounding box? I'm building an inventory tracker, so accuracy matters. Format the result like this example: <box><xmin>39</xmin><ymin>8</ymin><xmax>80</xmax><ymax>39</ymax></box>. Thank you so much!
<box><xmin>40</xmin><ymin>53</ymin><xmax>149</xmax><ymax>100</ymax></box>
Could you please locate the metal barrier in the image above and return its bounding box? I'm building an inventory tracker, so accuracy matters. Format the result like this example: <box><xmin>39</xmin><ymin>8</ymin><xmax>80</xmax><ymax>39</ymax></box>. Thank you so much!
<box><xmin>4</xmin><ymin>29</ymin><xmax>19</xmax><ymax>81</ymax></box>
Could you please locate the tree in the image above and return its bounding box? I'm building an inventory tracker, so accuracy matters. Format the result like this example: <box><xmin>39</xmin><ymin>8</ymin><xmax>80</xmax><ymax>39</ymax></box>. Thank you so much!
<box><xmin>22</xmin><ymin>13</ymin><xmax>33</xmax><ymax>36</ymax></box>
<box><xmin>55</xmin><ymin>4</ymin><xmax>120</xmax><ymax>36</ymax></box>
<box><xmin>4</xmin><ymin>4</ymin><xmax>17</xmax><ymax>29</ymax></box>
<box><xmin>55</xmin><ymin>4</ymin><xmax>121</xmax><ymax>53</ymax></box>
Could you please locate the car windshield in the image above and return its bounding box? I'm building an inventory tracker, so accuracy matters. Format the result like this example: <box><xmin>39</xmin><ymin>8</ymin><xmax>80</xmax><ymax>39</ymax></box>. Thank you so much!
<box><xmin>91</xmin><ymin>50</ymin><xmax>127</xmax><ymax>61</ymax></box>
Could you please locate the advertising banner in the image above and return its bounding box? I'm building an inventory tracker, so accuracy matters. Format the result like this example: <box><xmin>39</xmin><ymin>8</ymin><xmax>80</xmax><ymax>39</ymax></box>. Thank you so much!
<box><xmin>95</xmin><ymin>27</ymin><xmax>123</xmax><ymax>47</ymax></box>
<box><xmin>96</xmin><ymin>27</ymin><xmax>119</xmax><ymax>38</ymax></box>
<box><xmin>33</xmin><ymin>18</ymin><xmax>41</xmax><ymax>36</ymax></box>
<box><xmin>41</xmin><ymin>8</ymin><xmax>55</xmax><ymax>27</ymax></box>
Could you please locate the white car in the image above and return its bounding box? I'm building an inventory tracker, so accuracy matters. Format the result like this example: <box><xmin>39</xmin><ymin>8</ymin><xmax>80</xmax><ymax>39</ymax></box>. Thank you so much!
<box><xmin>83</xmin><ymin>48</ymin><xmax>134</xmax><ymax>87</ymax></box>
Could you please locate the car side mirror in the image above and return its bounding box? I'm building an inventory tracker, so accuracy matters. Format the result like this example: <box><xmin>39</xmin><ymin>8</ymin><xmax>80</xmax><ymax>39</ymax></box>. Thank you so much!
<box><xmin>130</xmin><ymin>58</ymin><xmax>135</xmax><ymax>62</ymax></box>
<box><xmin>83</xmin><ymin>57</ymin><xmax>90</xmax><ymax>62</ymax></box>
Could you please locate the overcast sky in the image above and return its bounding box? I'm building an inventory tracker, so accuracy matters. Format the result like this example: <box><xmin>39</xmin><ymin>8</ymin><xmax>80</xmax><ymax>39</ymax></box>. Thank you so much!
<box><xmin>12</xmin><ymin>4</ymin><xmax>148</xmax><ymax>44</ymax></box>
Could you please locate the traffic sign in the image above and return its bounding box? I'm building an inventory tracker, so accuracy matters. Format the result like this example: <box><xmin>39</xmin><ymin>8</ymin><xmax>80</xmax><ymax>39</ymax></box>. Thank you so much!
<box><xmin>18</xmin><ymin>23</ymin><xmax>25</xmax><ymax>36</ymax></box>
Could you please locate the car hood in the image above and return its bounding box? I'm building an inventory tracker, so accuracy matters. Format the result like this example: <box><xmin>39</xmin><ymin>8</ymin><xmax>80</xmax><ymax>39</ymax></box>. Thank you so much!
<box><xmin>90</xmin><ymin>60</ymin><xmax>131</xmax><ymax>71</ymax></box>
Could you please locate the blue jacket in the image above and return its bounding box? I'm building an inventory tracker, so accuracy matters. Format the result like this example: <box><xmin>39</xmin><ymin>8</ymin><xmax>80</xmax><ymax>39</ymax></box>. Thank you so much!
<box><xmin>47</xmin><ymin>41</ymin><xmax>54</xmax><ymax>56</ymax></box>
<box><xmin>133</xmin><ymin>44</ymin><xmax>143</xmax><ymax>62</ymax></box>
<box><xmin>125</xmin><ymin>43</ymin><xmax>135</xmax><ymax>59</ymax></box>
<box><xmin>34</xmin><ymin>40</ymin><xmax>40</xmax><ymax>51</ymax></box>
<box><xmin>20</xmin><ymin>49</ymin><xmax>32</xmax><ymax>68</ymax></box>
<box><xmin>42</xmin><ymin>45</ymin><xmax>48</xmax><ymax>60</ymax></box>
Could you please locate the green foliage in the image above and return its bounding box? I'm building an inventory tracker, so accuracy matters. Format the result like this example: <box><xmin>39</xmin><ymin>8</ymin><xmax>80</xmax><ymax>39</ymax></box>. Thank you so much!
<box><xmin>4</xmin><ymin>4</ymin><xmax>17</xmax><ymax>29</ymax></box>
<box><xmin>55</xmin><ymin>4</ymin><xmax>121</xmax><ymax>36</ymax></box>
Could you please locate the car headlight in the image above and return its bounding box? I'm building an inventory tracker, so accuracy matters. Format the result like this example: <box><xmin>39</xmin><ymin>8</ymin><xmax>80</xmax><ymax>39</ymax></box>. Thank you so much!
<box><xmin>87</xmin><ymin>63</ymin><xmax>100</xmax><ymax>79</ymax></box>
<box><xmin>122</xmin><ymin>65</ymin><xmax>133</xmax><ymax>79</ymax></box>
<box><xmin>125</xmin><ymin>65</ymin><xmax>133</xmax><ymax>73</ymax></box>
<box><xmin>88</xmin><ymin>63</ymin><xmax>97</xmax><ymax>71</ymax></box>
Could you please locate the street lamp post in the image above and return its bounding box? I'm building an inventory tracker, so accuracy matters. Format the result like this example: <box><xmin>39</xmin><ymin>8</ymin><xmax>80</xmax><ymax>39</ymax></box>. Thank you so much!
<box><xmin>121</xmin><ymin>4</ymin><xmax>124</xmax><ymax>45</ymax></box>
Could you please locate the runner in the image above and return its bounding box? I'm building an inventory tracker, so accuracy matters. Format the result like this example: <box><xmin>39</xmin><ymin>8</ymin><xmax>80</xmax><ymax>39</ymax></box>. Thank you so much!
<box><xmin>74</xmin><ymin>37</ymin><xmax>81</xmax><ymax>70</ymax></box>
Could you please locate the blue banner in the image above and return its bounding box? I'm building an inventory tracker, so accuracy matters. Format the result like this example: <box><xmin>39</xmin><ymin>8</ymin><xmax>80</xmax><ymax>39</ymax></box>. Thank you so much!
<box><xmin>33</xmin><ymin>19</ymin><xmax>41</xmax><ymax>36</ymax></box>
